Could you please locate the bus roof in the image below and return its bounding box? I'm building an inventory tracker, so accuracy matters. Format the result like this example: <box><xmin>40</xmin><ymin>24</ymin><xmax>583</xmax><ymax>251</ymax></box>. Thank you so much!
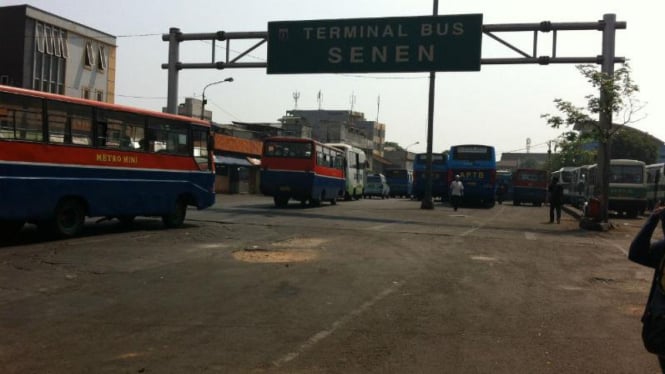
<box><xmin>0</xmin><ymin>84</ymin><xmax>210</xmax><ymax>127</ymax></box>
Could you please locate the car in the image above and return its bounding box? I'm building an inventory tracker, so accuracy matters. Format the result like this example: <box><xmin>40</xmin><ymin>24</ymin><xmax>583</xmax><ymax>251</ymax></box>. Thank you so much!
<box><xmin>364</xmin><ymin>173</ymin><xmax>390</xmax><ymax>199</ymax></box>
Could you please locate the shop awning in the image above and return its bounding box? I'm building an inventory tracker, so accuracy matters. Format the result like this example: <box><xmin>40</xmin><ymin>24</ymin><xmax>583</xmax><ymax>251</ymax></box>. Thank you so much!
<box><xmin>215</xmin><ymin>155</ymin><xmax>252</xmax><ymax>166</ymax></box>
<box><xmin>246</xmin><ymin>157</ymin><xmax>261</xmax><ymax>166</ymax></box>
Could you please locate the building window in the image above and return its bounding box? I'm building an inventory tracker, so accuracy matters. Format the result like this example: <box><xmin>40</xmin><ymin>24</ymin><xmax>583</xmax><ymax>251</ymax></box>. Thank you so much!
<box><xmin>59</xmin><ymin>30</ymin><xmax>69</xmax><ymax>59</ymax></box>
<box><xmin>84</xmin><ymin>41</ymin><xmax>95</xmax><ymax>68</ymax></box>
<box><xmin>35</xmin><ymin>23</ymin><xmax>45</xmax><ymax>53</ymax></box>
<box><xmin>98</xmin><ymin>46</ymin><xmax>107</xmax><ymax>71</ymax></box>
<box><xmin>82</xmin><ymin>87</ymin><xmax>90</xmax><ymax>100</ymax></box>
<box><xmin>33</xmin><ymin>22</ymin><xmax>66</xmax><ymax>94</ymax></box>
<box><xmin>96</xmin><ymin>90</ymin><xmax>104</xmax><ymax>102</ymax></box>
<box><xmin>44</xmin><ymin>26</ymin><xmax>54</xmax><ymax>55</ymax></box>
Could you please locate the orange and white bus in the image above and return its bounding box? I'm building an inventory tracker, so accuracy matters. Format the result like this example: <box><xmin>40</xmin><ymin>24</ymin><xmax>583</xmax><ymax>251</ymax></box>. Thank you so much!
<box><xmin>0</xmin><ymin>85</ymin><xmax>216</xmax><ymax>238</ymax></box>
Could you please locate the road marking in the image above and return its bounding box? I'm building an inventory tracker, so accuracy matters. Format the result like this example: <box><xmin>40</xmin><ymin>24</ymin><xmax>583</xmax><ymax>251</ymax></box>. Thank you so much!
<box><xmin>460</xmin><ymin>205</ymin><xmax>504</xmax><ymax>237</ymax></box>
<box><xmin>272</xmin><ymin>281</ymin><xmax>403</xmax><ymax>367</ymax></box>
<box><xmin>598</xmin><ymin>237</ymin><xmax>628</xmax><ymax>256</ymax></box>
<box><xmin>524</xmin><ymin>232</ymin><xmax>537</xmax><ymax>240</ymax></box>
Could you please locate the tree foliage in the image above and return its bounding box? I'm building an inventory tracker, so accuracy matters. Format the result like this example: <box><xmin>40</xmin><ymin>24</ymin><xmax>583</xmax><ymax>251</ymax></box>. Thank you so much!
<box><xmin>541</xmin><ymin>63</ymin><xmax>646</xmax><ymax>164</ymax></box>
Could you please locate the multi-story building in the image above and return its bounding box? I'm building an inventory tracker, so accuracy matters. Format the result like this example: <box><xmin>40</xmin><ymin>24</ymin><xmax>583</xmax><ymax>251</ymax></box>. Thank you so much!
<box><xmin>0</xmin><ymin>4</ymin><xmax>116</xmax><ymax>102</ymax></box>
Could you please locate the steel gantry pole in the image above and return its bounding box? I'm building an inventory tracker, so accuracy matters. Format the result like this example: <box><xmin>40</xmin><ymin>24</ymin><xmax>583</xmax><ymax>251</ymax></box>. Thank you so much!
<box><xmin>598</xmin><ymin>13</ymin><xmax>618</xmax><ymax>224</ymax></box>
<box><xmin>165</xmin><ymin>28</ymin><xmax>181</xmax><ymax>114</ymax></box>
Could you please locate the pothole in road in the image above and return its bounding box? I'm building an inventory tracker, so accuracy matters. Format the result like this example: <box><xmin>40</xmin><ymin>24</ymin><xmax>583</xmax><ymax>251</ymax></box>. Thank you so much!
<box><xmin>232</xmin><ymin>237</ymin><xmax>325</xmax><ymax>263</ymax></box>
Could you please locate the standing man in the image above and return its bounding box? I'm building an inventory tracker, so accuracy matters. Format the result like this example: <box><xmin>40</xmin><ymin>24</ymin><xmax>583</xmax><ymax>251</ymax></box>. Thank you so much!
<box><xmin>449</xmin><ymin>174</ymin><xmax>464</xmax><ymax>211</ymax></box>
<box><xmin>548</xmin><ymin>176</ymin><xmax>564</xmax><ymax>223</ymax></box>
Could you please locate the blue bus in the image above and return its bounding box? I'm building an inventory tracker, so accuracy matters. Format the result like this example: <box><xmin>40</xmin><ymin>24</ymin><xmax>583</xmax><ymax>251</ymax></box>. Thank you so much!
<box><xmin>384</xmin><ymin>168</ymin><xmax>413</xmax><ymax>198</ymax></box>
<box><xmin>447</xmin><ymin>144</ymin><xmax>497</xmax><ymax>207</ymax></box>
<box><xmin>412</xmin><ymin>152</ymin><xmax>449</xmax><ymax>200</ymax></box>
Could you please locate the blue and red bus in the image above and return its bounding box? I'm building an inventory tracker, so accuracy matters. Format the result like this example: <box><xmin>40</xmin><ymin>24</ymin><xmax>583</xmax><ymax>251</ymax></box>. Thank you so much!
<box><xmin>447</xmin><ymin>144</ymin><xmax>497</xmax><ymax>207</ymax></box>
<box><xmin>412</xmin><ymin>152</ymin><xmax>449</xmax><ymax>201</ymax></box>
<box><xmin>260</xmin><ymin>137</ymin><xmax>345</xmax><ymax>207</ymax></box>
<box><xmin>512</xmin><ymin>168</ymin><xmax>548</xmax><ymax>206</ymax></box>
<box><xmin>0</xmin><ymin>85</ymin><xmax>216</xmax><ymax>238</ymax></box>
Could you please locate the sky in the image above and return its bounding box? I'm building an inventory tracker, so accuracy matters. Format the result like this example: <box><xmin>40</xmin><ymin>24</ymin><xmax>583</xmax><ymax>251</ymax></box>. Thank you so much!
<box><xmin>5</xmin><ymin>0</ymin><xmax>663</xmax><ymax>157</ymax></box>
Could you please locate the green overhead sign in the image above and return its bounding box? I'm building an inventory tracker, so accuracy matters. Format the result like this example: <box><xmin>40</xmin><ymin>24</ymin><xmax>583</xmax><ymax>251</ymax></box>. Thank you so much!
<box><xmin>267</xmin><ymin>14</ymin><xmax>483</xmax><ymax>74</ymax></box>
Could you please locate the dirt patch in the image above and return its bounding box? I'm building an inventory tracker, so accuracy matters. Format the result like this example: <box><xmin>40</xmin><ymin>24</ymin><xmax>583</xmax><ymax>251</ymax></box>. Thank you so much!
<box><xmin>232</xmin><ymin>248</ymin><xmax>319</xmax><ymax>263</ymax></box>
<box><xmin>232</xmin><ymin>237</ymin><xmax>326</xmax><ymax>263</ymax></box>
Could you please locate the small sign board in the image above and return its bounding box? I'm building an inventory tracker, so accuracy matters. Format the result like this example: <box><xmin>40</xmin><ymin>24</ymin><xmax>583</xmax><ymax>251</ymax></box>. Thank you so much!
<box><xmin>267</xmin><ymin>14</ymin><xmax>483</xmax><ymax>74</ymax></box>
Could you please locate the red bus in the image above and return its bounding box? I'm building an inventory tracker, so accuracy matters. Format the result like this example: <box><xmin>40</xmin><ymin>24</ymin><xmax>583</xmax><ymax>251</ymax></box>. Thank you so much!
<box><xmin>260</xmin><ymin>137</ymin><xmax>345</xmax><ymax>207</ymax></box>
<box><xmin>0</xmin><ymin>85</ymin><xmax>216</xmax><ymax>238</ymax></box>
<box><xmin>512</xmin><ymin>168</ymin><xmax>548</xmax><ymax>206</ymax></box>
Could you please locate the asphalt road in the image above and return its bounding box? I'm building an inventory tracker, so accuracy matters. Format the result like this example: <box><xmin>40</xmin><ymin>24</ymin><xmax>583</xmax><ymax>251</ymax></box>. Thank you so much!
<box><xmin>0</xmin><ymin>195</ymin><xmax>659</xmax><ymax>373</ymax></box>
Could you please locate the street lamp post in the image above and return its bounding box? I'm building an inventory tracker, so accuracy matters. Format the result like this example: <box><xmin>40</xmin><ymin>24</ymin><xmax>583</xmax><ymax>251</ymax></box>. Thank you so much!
<box><xmin>405</xmin><ymin>141</ymin><xmax>420</xmax><ymax>152</ymax></box>
<box><xmin>201</xmin><ymin>77</ymin><xmax>234</xmax><ymax>120</ymax></box>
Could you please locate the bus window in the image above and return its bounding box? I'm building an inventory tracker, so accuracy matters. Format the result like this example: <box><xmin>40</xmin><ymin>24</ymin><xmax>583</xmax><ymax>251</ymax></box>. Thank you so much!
<box><xmin>193</xmin><ymin>127</ymin><xmax>211</xmax><ymax>171</ymax></box>
<box><xmin>46</xmin><ymin>101</ymin><xmax>93</xmax><ymax>145</ymax></box>
<box><xmin>0</xmin><ymin>92</ymin><xmax>43</xmax><ymax>141</ymax></box>
<box><xmin>148</xmin><ymin>119</ymin><xmax>189</xmax><ymax>155</ymax></box>
<box><xmin>98</xmin><ymin>110</ymin><xmax>145</xmax><ymax>150</ymax></box>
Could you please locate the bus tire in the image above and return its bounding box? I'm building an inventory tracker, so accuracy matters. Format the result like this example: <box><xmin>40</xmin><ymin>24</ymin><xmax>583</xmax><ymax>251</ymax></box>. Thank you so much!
<box><xmin>0</xmin><ymin>220</ymin><xmax>25</xmax><ymax>239</ymax></box>
<box><xmin>162</xmin><ymin>198</ymin><xmax>187</xmax><ymax>228</ymax></box>
<box><xmin>51</xmin><ymin>198</ymin><xmax>86</xmax><ymax>237</ymax></box>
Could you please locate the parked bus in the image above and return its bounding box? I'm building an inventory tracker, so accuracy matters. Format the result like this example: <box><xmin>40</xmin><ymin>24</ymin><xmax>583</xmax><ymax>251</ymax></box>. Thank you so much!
<box><xmin>551</xmin><ymin>166</ymin><xmax>577</xmax><ymax>204</ymax></box>
<box><xmin>325</xmin><ymin>142</ymin><xmax>366</xmax><ymax>200</ymax></box>
<box><xmin>412</xmin><ymin>152</ymin><xmax>448</xmax><ymax>201</ymax></box>
<box><xmin>447</xmin><ymin>144</ymin><xmax>497</xmax><ymax>207</ymax></box>
<box><xmin>646</xmin><ymin>163</ymin><xmax>665</xmax><ymax>210</ymax></box>
<box><xmin>384</xmin><ymin>168</ymin><xmax>413</xmax><ymax>198</ymax></box>
<box><xmin>584</xmin><ymin>159</ymin><xmax>647</xmax><ymax>218</ymax></box>
<box><xmin>511</xmin><ymin>168</ymin><xmax>548</xmax><ymax>206</ymax></box>
<box><xmin>260</xmin><ymin>137</ymin><xmax>345</xmax><ymax>207</ymax></box>
<box><xmin>0</xmin><ymin>85</ymin><xmax>216</xmax><ymax>238</ymax></box>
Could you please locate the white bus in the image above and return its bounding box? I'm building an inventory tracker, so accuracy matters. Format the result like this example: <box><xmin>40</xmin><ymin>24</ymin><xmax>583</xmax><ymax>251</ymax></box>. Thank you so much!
<box><xmin>646</xmin><ymin>163</ymin><xmax>665</xmax><ymax>210</ymax></box>
<box><xmin>584</xmin><ymin>159</ymin><xmax>647</xmax><ymax>218</ymax></box>
<box><xmin>325</xmin><ymin>143</ymin><xmax>367</xmax><ymax>200</ymax></box>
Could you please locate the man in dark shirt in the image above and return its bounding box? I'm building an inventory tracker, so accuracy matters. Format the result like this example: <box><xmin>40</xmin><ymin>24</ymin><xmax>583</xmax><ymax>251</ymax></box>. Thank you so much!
<box><xmin>548</xmin><ymin>176</ymin><xmax>564</xmax><ymax>224</ymax></box>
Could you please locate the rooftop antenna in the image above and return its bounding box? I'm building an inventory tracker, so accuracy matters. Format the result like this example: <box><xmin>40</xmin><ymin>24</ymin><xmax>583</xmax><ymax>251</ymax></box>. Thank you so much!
<box><xmin>349</xmin><ymin>92</ymin><xmax>356</xmax><ymax>112</ymax></box>
<box><xmin>376</xmin><ymin>95</ymin><xmax>380</xmax><ymax>122</ymax></box>
<box><xmin>293</xmin><ymin>91</ymin><xmax>300</xmax><ymax>109</ymax></box>
<box><xmin>526</xmin><ymin>137</ymin><xmax>531</xmax><ymax>153</ymax></box>
<box><xmin>317</xmin><ymin>90</ymin><xmax>322</xmax><ymax>110</ymax></box>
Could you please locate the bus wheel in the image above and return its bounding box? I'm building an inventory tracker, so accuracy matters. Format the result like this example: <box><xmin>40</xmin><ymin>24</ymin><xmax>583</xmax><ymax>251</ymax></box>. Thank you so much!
<box><xmin>162</xmin><ymin>198</ymin><xmax>187</xmax><ymax>228</ymax></box>
<box><xmin>0</xmin><ymin>220</ymin><xmax>25</xmax><ymax>239</ymax></box>
<box><xmin>51</xmin><ymin>199</ymin><xmax>86</xmax><ymax>237</ymax></box>
<box><xmin>274</xmin><ymin>196</ymin><xmax>289</xmax><ymax>208</ymax></box>
<box><xmin>330</xmin><ymin>197</ymin><xmax>337</xmax><ymax>205</ymax></box>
